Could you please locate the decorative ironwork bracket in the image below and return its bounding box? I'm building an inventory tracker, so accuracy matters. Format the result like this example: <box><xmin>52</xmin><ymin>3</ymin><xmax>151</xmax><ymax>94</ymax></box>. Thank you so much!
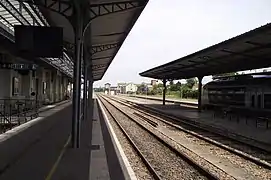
<box><xmin>92</xmin><ymin>64</ymin><xmax>108</xmax><ymax>71</ymax></box>
<box><xmin>91</xmin><ymin>42</ymin><xmax>119</xmax><ymax>55</ymax></box>
<box><xmin>92</xmin><ymin>56</ymin><xmax>113</xmax><ymax>61</ymax></box>
<box><xmin>89</xmin><ymin>1</ymin><xmax>146</xmax><ymax>20</ymax></box>
<box><xmin>63</xmin><ymin>41</ymin><xmax>75</xmax><ymax>52</ymax></box>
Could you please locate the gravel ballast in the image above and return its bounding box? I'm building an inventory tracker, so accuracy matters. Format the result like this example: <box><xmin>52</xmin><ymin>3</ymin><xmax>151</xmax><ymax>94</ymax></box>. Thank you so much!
<box><xmin>100</xmin><ymin>97</ymin><xmax>209</xmax><ymax>180</ymax></box>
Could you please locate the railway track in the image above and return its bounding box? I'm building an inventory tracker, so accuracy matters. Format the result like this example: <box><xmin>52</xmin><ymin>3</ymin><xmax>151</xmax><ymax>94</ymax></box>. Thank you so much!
<box><xmin>98</xmin><ymin>94</ymin><xmax>223</xmax><ymax>180</ymax></box>
<box><xmin>121</xmin><ymin>95</ymin><xmax>271</xmax><ymax>151</ymax></box>
<box><xmin>99</xmin><ymin>94</ymin><xmax>271</xmax><ymax>180</ymax></box>
<box><xmin>115</xmin><ymin>95</ymin><xmax>271</xmax><ymax>163</ymax></box>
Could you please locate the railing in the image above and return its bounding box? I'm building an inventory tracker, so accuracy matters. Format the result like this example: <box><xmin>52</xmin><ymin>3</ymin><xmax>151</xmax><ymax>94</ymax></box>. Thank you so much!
<box><xmin>0</xmin><ymin>99</ymin><xmax>39</xmax><ymax>134</ymax></box>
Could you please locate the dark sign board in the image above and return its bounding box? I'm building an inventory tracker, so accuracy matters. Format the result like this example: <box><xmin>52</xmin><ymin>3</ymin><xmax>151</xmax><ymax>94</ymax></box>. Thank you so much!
<box><xmin>0</xmin><ymin>63</ymin><xmax>37</xmax><ymax>70</ymax></box>
<box><xmin>14</xmin><ymin>25</ymin><xmax>63</xmax><ymax>58</ymax></box>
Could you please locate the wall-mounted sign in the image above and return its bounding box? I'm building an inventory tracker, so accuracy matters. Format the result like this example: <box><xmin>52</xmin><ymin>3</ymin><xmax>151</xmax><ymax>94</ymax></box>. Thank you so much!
<box><xmin>0</xmin><ymin>63</ymin><xmax>37</xmax><ymax>70</ymax></box>
<box><xmin>15</xmin><ymin>25</ymin><xmax>63</xmax><ymax>58</ymax></box>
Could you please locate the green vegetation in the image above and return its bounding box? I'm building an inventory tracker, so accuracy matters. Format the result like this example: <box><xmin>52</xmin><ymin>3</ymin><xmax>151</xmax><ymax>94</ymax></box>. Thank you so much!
<box><xmin>94</xmin><ymin>87</ymin><xmax>104</xmax><ymax>92</ymax></box>
<box><xmin>136</xmin><ymin>78</ymin><xmax>199</xmax><ymax>100</ymax></box>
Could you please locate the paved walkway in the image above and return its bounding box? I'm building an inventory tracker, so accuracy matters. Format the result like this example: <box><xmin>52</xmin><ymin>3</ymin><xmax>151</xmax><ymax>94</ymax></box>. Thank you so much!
<box><xmin>0</xmin><ymin>98</ymin><xmax>129</xmax><ymax>180</ymax></box>
<box><xmin>0</xmin><ymin>101</ymin><xmax>72</xmax><ymax>180</ymax></box>
<box><xmin>120</xmin><ymin>95</ymin><xmax>271</xmax><ymax>149</ymax></box>
<box><xmin>129</xmin><ymin>94</ymin><xmax>197</xmax><ymax>104</ymax></box>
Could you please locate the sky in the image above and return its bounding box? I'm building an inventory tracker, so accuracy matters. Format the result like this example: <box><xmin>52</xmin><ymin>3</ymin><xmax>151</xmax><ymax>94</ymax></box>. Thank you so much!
<box><xmin>94</xmin><ymin>0</ymin><xmax>271</xmax><ymax>87</ymax></box>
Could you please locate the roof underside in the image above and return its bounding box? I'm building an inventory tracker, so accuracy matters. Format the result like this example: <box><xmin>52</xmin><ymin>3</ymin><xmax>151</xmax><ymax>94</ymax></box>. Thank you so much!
<box><xmin>0</xmin><ymin>0</ymin><xmax>148</xmax><ymax>80</ymax></box>
<box><xmin>91</xmin><ymin>1</ymin><xmax>148</xmax><ymax>81</ymax></box>
<box><xmin>41</xmin><ymin>0</ymin><xmax>148</xmax><ymax>81</ymax></box>
<box><xmin>0</xmin><ymin>0</ymin><xmax>74</xmax><ymax>77</ymax></box>
<box><xmin>140</xmin><ymin>23</ymin><xmax>271</xmax><ymax>80</ymax></box>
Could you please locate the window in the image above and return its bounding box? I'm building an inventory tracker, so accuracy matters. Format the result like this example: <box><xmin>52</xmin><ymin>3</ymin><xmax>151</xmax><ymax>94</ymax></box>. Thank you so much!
<box><xmin>43</xmin><ymin>82</ymin><xmax>46</xmax><ymax>94</ymax></box>
<box><xmin>12</xmin><ymin>77</ymin><xmax>19</xmax><ymax>95</ymax></box>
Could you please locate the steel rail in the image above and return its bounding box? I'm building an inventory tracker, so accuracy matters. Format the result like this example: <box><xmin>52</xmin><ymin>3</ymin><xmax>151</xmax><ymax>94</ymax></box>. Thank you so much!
<box><xmin>98</xmin><ymin>96</ymin><xmax>162</xmax><ymax>180</ymax></box>
<box><xmin>98</xmin><ymin>94</ymin><xmax>219</xmax><ymax>180</ymax></box>
<box><xmin>108</xmin><ymin>94</ymin><xmax>271</xmax><ymax>170</ymax></box>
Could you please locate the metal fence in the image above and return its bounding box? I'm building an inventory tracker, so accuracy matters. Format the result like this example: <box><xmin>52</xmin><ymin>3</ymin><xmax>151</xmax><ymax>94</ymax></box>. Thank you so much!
<box><xmin>0</xmin><ymin>99</ymin><xmax>39</xmax><ymax>134</ymax></box>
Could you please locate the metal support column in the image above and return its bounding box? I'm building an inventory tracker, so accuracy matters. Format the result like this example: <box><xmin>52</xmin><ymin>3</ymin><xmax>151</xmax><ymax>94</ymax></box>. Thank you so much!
<box><xmin>88</xmin><ymin>71</ymin><xmax>93</xmax><ymax>120</ymax></box>
<box><xmin>162</xmin><ymin>79</ymin><xmax>167</xmax><ymax>105</ymax></box>
<box><xmin>83</xmin><ymin>56</ymin><xmax>88</xmax><ymax>121</ymax></box>
<box><xmin>198</xmin><ymin>76</ymin><xmax>203</xmax><ymax>112</ymax></box>
<box><xmin>71</xmin><ymin>12</ymin><xmax>83</xmax><ymax>148</ymax></box>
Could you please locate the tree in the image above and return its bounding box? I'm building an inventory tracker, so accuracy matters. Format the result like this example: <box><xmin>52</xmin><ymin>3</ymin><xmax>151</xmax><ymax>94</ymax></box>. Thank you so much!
<box><xmin>157</xmin><ymin>83</ymin><xmax>164</xmax><ymax>88</ymax></box>
<box><xmin>94</xmin><ymin>87</ymin><xmax>104</xmax><ymax>92</ymax></box>
<box><xmin>150</xmin><ymin>84</ymin><xmax>158</xmax><ymax>95</ymax></box>
<box><xmin>186</xmin><ymin>78</ymin><xmax>196</xmax><ymax>89</ymax></box>
<box><xmin>176</xmin><ymin>81</ymin><xmax>182</xmax><ymax>89</ymax></box>
<box><xmin>137</xmin><ymin>83</ymin><xmax>146</xmax><ymax>94</ymax></box>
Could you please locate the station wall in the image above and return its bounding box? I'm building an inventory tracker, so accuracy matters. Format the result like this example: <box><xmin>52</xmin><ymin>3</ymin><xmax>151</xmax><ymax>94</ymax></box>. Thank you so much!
<box><xmin>0</xmin><ymin>68</ymin><xmax>70</xmax><ymax>104</ymax></box>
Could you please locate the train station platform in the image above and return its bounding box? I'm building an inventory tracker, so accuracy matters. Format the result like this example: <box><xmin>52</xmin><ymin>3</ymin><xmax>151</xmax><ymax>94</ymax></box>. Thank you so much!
<box><xmin>120</xmin><ymin>96</ymin><xmax>271</xmax><ymax>151</ymax></box>
<box><xmin>131</xmin><ymin>95</ymin><xmax>197</xmax><ymax>105</ymax></box>
<box><xmin>0</xmin><ymin>97</ymin><xmax>134</xmax><ymax>180</ymax></box>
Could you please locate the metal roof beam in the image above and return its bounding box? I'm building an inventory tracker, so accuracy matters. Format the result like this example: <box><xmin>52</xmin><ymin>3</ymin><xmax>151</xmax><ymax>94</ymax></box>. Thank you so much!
<box><xmin>20</xmin><ymin>2</ymin><xmax>41</xmax><ymax>26</ymax></box>
<box><xmin>27</xmin><ymin>3</ymin><xmax>48</xmax><ymax>26</ymax></box>
<box><xmin>221</xmin><ymin>49</ymin><xmax>271</xmax><ymax>61</ymax></box>
<box><xmin>90</xmin><ymin>1</ymin><xmax>145</xmax><ymax>20</ymax></box>
<box><xmin>0</xmin><ymin>22</ymin><xmax>14</xmax><ymax>40</ymax></box>
<box><xmin>92</xmin><ymin>55</ymin><xmax>113</xmax><ymax>61</ymax></box>
<box><xmin>245</xmin><ymin>41</ymin><xmax>264</xmax><ymax>46</ymax></box>
<box><xmin>91</xmin><ymin>42</ymin><xmax>119</xmax><ymax>55</ymax></box>
<box><xmin>0</xmin><ymin>12</ymin><xmax>13</xmax><ymax>27</ymax></box>
<box><xmin>19</xmin><ymin>0</ymin><xmax>73</xmax><ymax>18</ymax></box>
<box><xmin>144</xmin><ymin>42</ymin><xmax>271</xmax><ymax>76</ymax></box>
<box><xmin>0</xmin><ymin>0</ymin><xmax>30</xmax><ymax>25</ymax></box>
<box><xmin>92</xmin><ymin>64</ymin><xmax>108</xmax><ymax>70</ymax></box>
<box><xmin>95</xmin><ymin>32</ymin><xmax>125</xmax><ymax>37</ymax></box>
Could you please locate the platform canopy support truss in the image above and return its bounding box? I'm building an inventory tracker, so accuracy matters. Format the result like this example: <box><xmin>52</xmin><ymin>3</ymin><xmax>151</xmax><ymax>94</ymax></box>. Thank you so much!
<box><xmin>0</xmin><ymin>0</ymin><xmax>148</xmax><ymax>148</ymax></box>
<box><xmin>162</xmin><ymin>79</ymin><xmax>166</xmax><ymax>105</ymax></box>
<box><xmin>140</xmin><ymin>23</ymin><xmax>271</xmax><ymax>111</ymax></box>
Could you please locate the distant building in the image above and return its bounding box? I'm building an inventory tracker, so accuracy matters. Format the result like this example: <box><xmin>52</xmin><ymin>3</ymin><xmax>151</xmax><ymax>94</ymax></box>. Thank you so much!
<box><xmin>104</xmin><ymin>83</ymin><xmax>111</xmax><ymax>95</ymax></box>
<box><xmin>147</xmin><ymin>84</ymin><xmax>153</xmax><ymax>91</ymax></box>
<box><xmin>126</xmin><ymin>83</ymin><xmax>137</xmax><ymax>94</ymax></box>
<box><xmin>151</xmin><ymin>80</ymin><xmax>157</xmax><ymax>86</ymax></box>
<box><xmin>117</xmin><ymin>82</ymin><xmax>138</xmax><ymax>94</ymax></box>
<box><xmin>117</xmin><ymin>83</ymin><xmax>127</xmax><ymax>94</ymax></box>
<box><xmin>105</xmin><ymin>83</ymin><xmax>111</xmax><ymax>89</ymax></box>
<box><xmin>109</xmin><ymin>86</ymin><xmax>118</xmax><ymax>95</ymax></box>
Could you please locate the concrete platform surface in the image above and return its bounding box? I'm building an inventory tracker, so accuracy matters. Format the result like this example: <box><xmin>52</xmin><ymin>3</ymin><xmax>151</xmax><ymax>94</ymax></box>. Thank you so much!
<box><xmin>51</xmin><ymin>98</ymin><xmax>133</xmax><ymax>180</ymax></box>
<box><xmin>0</xmin><ymin>98</ymin><xmax>134</xmax><ymax>180</ymax></box>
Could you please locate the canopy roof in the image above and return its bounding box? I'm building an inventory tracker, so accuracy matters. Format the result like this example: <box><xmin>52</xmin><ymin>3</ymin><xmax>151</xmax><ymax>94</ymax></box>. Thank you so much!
<box><xmin>0</xmin><ymin>0</ymin><xmax>74</xmax><ymax>76</ymax></box>
<box><xmin>140</xmin><ymin>23</ymin><xmax>271</xmax><ymax>80</ymax></box>
<box><xmin>0</xmin><ymin>0</ymin><xmax>149</xmax><ymax>80</ymax></box>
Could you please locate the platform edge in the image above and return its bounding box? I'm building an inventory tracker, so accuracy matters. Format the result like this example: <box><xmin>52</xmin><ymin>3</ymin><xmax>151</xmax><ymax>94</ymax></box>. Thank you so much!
<box><xmin>97</xmin><ymin>98</ymin><xmax>137</xmax><ymax>180</ymax></box>
<box><xmin>0</xmin><ymin>101</ymin><xmax>71</xmax><ymax>143</ymax></box>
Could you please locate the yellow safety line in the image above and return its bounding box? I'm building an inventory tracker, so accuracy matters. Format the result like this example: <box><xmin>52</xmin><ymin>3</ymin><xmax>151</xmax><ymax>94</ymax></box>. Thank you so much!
<box><xmin>45</xmin><ymin>135</ymin><xmax>71</xmax><ymax>180</ymax></box>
